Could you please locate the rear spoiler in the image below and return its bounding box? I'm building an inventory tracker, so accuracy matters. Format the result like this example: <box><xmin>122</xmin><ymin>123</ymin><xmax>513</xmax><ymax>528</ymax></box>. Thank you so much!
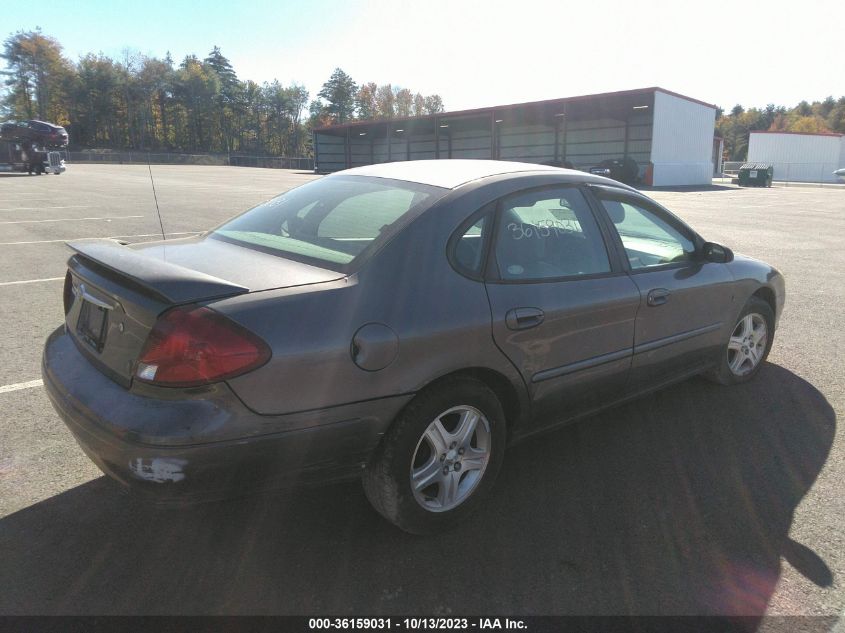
<box><xmin>67</xmin><ymin>239</ymin><xmax>249</xmax><ymax>304</ymax></box>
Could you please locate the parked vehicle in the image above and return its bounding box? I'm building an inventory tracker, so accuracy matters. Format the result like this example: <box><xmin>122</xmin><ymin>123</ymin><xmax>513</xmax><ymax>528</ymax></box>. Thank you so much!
<box><xmin>43</xmin><ymin>160</ymin><xmax>784</xmax><ymax>534</ymax></box>
<box><xmin>0</xmin><ymin>140</ymin><xmax>66</xmax><ymax>175</ymax></box>
<box><xmin>834</xmin><ymin>168</ymin><xmax>845</xmax><ymax>182</ymax></box>
<box><xmin>0</xmin><ymin>119</ymin><xmax>68</xmax><ymax>148</ymax></box>
<box><xmin>588</xmin><ymin>157</ymin><xmax>639</xmax><ymax>184</ymax></box>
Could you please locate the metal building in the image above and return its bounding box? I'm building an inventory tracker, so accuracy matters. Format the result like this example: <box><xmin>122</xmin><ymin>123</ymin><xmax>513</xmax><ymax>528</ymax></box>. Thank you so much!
<box><xmin>313</xmin><ymin>87</ymin><xmax>717</xmax><ymax>186</ymax></box>
<box><xmin>747</xmin><ymin>131</ymin><xmax>845</xmax><ymax>183</ymax></box>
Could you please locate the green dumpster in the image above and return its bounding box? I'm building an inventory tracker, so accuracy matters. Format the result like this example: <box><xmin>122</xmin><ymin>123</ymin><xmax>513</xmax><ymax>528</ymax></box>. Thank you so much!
<box><xmin>738</xmin><ymin>163</ymin><xmax>773</xmax><ymax>187</ymax></box>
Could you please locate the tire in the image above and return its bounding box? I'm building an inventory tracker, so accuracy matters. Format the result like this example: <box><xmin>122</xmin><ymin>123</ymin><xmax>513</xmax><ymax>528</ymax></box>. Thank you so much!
<box><xmin>362</xmin><ymin>375</ymin><xmax>506</xmax><ymax>534</ymax></box>
<box><xmin>706</xmin><ymin>296</ymin><xmax>774</xmax><ymax>385</ymax></box>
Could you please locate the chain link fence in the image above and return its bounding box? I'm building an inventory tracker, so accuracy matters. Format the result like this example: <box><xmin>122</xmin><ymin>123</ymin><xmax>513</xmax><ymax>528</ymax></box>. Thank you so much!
<box><xmin>717</xmin><ymin>161</ymin><xmax>844</xmax><ymax>186</ymax></box>
<box><xmin>60</xmin><ymin>151</ymin><xmax>313</xmax><ymax>171</ymax></box>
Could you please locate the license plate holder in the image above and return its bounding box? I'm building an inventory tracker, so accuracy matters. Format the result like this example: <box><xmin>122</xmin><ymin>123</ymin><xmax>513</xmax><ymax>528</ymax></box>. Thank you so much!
<box><xmin>76</xmin><ymin>299</ymin><xmax>109</xmax><ymax>352</ymax></box>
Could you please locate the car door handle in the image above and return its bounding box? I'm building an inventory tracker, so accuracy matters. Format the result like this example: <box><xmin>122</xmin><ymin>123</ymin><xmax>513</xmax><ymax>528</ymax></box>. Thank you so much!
<box><xmin>505</xmin><ymin>307</ymin><xmax>545</xmax><ymax>330</ymax></box>
<box><xmin>647</xmin><ymin>288</ymin><xmax>670</xmax><ymax>307</ymax></box>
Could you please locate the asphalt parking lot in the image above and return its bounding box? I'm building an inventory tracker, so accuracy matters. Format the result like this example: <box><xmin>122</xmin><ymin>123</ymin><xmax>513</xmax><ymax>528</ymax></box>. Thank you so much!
<box><xmin>0</xmin><ymin>165</ymin><xmax>842</xmax><ymax>621</ymax></box>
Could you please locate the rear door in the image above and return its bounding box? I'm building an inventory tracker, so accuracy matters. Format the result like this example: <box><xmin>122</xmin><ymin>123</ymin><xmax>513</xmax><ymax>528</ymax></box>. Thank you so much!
<box><xmin>590</xmin><ymin>187</ymin><xmax>734</xmax><ymax>390</ymax></box>
<box><xmin>482</xmin><ymin>185</ymin><xmax>641</xmax><ymax>431</ymax></box>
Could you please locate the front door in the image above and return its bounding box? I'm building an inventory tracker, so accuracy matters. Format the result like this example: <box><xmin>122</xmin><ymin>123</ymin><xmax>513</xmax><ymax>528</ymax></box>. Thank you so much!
<box><xmin>483</xmin><ymin>185</ymin><xmax>641</xmax><ymax>431</ymax></box>
<box><xmin>591</xmin><ymin>189</ymin><xmax>735</xmax><ymax>390</ymax></box>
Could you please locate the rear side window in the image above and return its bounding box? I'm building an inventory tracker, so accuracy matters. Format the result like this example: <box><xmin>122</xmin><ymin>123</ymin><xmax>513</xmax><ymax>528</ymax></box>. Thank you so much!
<box><xmin>453</xmin><ymin>213</ymin><xmax>490</xmax><ymax>276</ymax></box>
<box><xmin>492</xmin><ymin>187</ymin><xmax>611</xmax><ymax>280</ymax></box>
<box><xmin>211</xmin><ymin>176</ymin><xmax>442</xmax><ymax>271</ymax></box>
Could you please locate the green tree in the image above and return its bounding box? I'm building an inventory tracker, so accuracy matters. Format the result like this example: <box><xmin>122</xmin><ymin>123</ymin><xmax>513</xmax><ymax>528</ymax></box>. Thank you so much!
<box><xmin>1</xmin><ymin>29</ymin><xmax>71</xmax><ymax>121</ymax></box>
<box><xmin>423</xmin><ymin>94</ymin><xmax>444</xmax><ymax>114</ymax></box>
<box><xmin>204</xmin><ymin>46</ymin><xmax>239</xmax><ymax>152</ymax></box>
<box><xmin>318</xmin><ymin>67</ymin><xmax>357</xmax><ymax>124</ymax></box>
<box><xmin>375</xmin><ymin>84</ymin><xmax>395</xmax><ymax>119</ymax></box>
<box><xmin>0</xmin><ymin>30</ymin><xmax>443</xmax><ymax>157</ymax></box>
<box><xmin>395</xmin><ymin>88</ymin><xmax>413</xmax><ymax>118</ymax></box>
<box><xmin>173</xmin><ymin>55</ymin><xmax>220</xmax><ymax>150</ymax></box>
<box><xmin>356</xmin><ymin>82</ymin><xmax>378</xmax><ymax>120</ymax></box>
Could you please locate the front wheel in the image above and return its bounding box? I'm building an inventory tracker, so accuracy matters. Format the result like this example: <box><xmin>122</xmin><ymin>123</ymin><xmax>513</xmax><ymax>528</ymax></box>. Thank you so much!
<box><xmin>706</xmin><ymin>296</ymin><xmax>774</xmax><ymax>385</ymax></box>
<box><xmin>363</xmin><ymin>376</ymin><xmax>506</xmax><ymax>534</ymax></box>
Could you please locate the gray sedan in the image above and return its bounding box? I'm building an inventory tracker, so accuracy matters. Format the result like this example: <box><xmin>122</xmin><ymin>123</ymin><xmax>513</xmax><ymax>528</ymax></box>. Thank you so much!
<box><xmin>43</xmin><ymin>160</ymin><xmax>785</xmax><ymax>534</ymax></box>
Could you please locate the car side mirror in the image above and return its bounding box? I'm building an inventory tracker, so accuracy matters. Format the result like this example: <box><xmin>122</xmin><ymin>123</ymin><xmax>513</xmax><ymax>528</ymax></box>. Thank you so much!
<box><xmin>702</xmin><ymin>241</ymin><xmax>733</xmax><ymax>263</ymax></box>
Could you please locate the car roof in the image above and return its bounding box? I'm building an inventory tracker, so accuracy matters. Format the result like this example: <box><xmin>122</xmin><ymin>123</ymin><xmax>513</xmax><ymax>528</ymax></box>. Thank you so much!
<box><xmin>336</xmin><ymin>159</ymin><xmax>578</xmax><ymax>190</ymax></box>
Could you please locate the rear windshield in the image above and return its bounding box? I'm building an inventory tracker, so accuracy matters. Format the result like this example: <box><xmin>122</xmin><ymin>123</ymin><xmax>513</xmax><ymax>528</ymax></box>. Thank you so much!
<box><xmin>210</xmin><ymin>176</ymin><xmax>444</xmax><ymax>272</ymax></box>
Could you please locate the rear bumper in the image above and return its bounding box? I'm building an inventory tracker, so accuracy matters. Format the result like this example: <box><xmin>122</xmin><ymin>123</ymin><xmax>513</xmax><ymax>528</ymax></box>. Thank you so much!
<box><xmin>42</xmin><ymin>327</ymin><xmax>412</xmax><ymax>504</ymax></box>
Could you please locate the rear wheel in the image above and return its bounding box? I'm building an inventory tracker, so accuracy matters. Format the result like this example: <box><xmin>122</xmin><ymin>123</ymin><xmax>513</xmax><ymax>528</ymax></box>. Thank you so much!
<box><xmin>363</xmin><ymin>376</ymin><xmax>506</xmax><ymax>534</ymax></box>
<box><xmin>706</xmin><ymin>296</ymin><xmax>774</xmax><ymax>385</ymax></box>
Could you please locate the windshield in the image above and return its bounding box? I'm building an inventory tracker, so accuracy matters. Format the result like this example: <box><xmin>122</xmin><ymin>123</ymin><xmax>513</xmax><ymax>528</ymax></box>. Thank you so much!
<box><xmin>211</xmin><ymin>175</ymin><xmax>444</xmax><ymax>272</ymax></box>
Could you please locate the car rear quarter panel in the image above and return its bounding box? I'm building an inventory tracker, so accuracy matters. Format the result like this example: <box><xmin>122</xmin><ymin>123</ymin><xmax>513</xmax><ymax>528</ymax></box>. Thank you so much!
<box><xmin>212</xmin><ymin>179</ymin><xmax>544</xmax><ymax>418</ymax></box>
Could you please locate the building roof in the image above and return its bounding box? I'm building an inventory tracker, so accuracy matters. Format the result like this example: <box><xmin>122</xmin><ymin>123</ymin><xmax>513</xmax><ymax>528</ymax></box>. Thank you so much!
<box><xmin>335</xmin><ymin>159</ymin><xmax>573</xmax><ymax>189</ymax></box>
<box><xmin>750</xmin><ymin>130</ymin><xmax>843</xmax><ymax>138</ymax></box>
<box><xmin>314</xmin><ymin>87</ymin><xmax>716</xmax><ymax>133</ymax></box>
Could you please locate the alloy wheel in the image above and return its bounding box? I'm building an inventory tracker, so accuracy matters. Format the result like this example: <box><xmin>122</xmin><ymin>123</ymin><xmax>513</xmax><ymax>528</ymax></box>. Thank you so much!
<box><xmin>410</xmin><ymin>405</ymin><xmax>491</xmax><ymax>512</ymax></box>
<box><xmin>727</xmin><ymin>313</ymin><xmax>768</xmax><ymax>376</ymax></box>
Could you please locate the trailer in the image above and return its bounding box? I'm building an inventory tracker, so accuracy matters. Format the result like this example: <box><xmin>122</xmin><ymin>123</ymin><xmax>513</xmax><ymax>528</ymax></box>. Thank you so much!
<box><xmin>0</xmin><ymin>140</ymin><xmax>66</xmax><ymax>175</ymax></box>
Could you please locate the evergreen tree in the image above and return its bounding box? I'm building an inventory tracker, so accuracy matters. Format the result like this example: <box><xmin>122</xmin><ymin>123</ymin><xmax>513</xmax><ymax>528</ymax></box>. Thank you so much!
<box><xmin>318</xmin><ymin>68</ymin><xmax>357</xmax><ymax>123</ymax></box>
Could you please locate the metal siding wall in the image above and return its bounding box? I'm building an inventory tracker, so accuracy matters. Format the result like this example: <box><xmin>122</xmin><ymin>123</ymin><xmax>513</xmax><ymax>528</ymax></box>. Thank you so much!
<box><xmin>650</xmin><ymin>91</ymin><xmax>716</xmax><ymax>186</ymax></box>
<box><xmin>349</xmin><ymin>137</ymin><xmax>371</xmax><ymax>168</ymax></box>
<box><xmin>563</xmin><ymin>115</ymin><xmax>651</xmax><ymax>172</ymax></box>
<box><xmin>747</xmin><ymin>133</ymin><xmax>843</xmax><ymax>183</ymax></box>
<box><xmin>409</xmin><ymin>133</ymin><xmax>437</xmax><ymax>160</ymax></box>
<box><xmin>372</xmin><ymin>139</ymin><xmax>390</xmax><ymax>164</ymax></box>
<box><xmin>314</xmin><ymin>133</ymin><xmax>346</xmax><ymax>171</ymax></box>
<box><xmin>448</xmin><ymin>128</ymin><xmax>492</xmax><ymax>159</ymax></box>
<box><xmin>386</xmin><ymin>139</ymin><xmax>405</xmax><ymax>162</ymax></box>
<box><xmin>498</xmin><ymin>123</ymin><xmax>556</xmax><ymax>163</ymax></box>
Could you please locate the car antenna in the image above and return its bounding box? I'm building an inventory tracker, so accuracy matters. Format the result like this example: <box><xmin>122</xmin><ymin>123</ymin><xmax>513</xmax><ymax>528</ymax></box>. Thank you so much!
<box><xmin>147</xmin><ymin>160</ymin><xmax>166</xmax><ymax>242</ymax></box>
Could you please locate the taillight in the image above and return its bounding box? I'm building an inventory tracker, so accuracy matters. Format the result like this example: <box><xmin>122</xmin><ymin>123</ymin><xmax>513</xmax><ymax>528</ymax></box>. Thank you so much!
<box><xmin>63</xmin><ymin>271</ymin><xmax>73</xmax><ymax>315</ymax></box>
<box><xmin>135</xmin><ymin>306</ymin><xmax>271</xmax><ymax>387</ymax></box>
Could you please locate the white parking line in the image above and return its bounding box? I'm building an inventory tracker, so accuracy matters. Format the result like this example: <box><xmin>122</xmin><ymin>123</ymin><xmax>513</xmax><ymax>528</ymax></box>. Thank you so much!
<box><xmin>0</xmin><ymin>206</ymin><xmax>88</xmax><ymax>211</ymax></box>
<box><xmin>0</xmin><ymin>231</ymin><xmax>201</xmax><ymax>245</ymax></box>
<box><xmin>0</xmin><ymin>215</ymin><xmax>143</xmax><ymax>225</ymax></box>
<box><xmin>0</xmin><ymin>379</ymin><xmax>43</xmax><ymax>394</ymax></box>
<box><xmin>0</xmin><ymin>277</ymin><xmax>64</xmax><ymax>286</ymax></box>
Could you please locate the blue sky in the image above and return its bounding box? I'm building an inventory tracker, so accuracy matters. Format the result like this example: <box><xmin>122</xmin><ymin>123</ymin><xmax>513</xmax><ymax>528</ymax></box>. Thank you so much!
<box><xmin>7</xmin><ymin>0</ymin><xmax>842</xmax><ymax>112</ymax></box>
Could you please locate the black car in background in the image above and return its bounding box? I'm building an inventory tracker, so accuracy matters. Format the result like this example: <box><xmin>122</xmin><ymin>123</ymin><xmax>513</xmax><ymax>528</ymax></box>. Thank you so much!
<box><xmin>589</xmin><ymin>157</ymin><xmax>640</xmax><ymax>185</ymax></box>
<box><xmin>0</xmin><ymin>119</ymin><xmax>68</xmax><ymax>148</ymax></box>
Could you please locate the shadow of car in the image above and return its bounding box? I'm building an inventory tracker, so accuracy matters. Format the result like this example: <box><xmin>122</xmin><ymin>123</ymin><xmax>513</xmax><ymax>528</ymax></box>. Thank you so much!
<box><xmin>0</xmin><ymin>363</ymin><xmax>833</xmax><ymax>619</ymax></box>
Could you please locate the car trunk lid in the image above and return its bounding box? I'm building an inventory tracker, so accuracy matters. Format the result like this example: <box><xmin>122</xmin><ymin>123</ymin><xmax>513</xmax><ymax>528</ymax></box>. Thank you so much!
<box><xmin>64</xmin><ymin>238</ymin><xmax>343</xmax><ymax>386</ymax></box>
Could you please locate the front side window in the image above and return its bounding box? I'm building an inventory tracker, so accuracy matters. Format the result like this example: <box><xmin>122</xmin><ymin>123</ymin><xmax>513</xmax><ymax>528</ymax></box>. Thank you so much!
<box><xmin>492</xmin><ymin>187</ymin><xmax>611</xmax><ymax>280</ymax></box>
<box><xmin>599</xmin><ymin>198</ymin><xmax>695</xmax><ymax>269</ymax></box>
<box><xmin>211</xmin><ymin>176</ymin><xmax>442</xmax><ymax>271</ymax></box>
